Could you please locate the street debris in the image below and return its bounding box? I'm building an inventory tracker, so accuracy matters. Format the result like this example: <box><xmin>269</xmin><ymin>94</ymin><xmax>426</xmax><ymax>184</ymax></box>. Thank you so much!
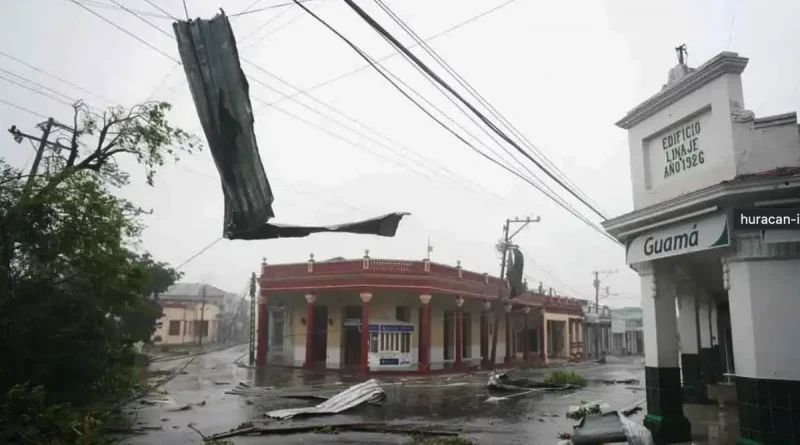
<box><xmin>487</xmin><ymin>372</ymin><xmax>578</xmax><ymax>392</ymax></box>
<box><xmin>569</xmin><ymin>411</ymin><xmax>654</xmax><ymax>445</ymax></box>
<box><xmin>566</xmin><ymin>401</ymin><xmax>611</xmax><ymax>420</ymax></box>
<box><xmin>601</xmin><ymin>378</ymin><xmax>640</xmax><ymax>385</ymax></box>
<box><xmin>265</xmin><ymin>379</ymin><xmax>387</xmax><ymax>420</ymax></box>
<box><xmin>206</xmin><ymin>421</ymin><xmax>462</xmax><ymax>441</ymax></box>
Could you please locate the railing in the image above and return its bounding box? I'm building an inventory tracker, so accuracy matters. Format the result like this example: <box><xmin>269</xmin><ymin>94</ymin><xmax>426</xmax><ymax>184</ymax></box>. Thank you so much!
<box><xmin>260</xmin><ymin>258</ymin><xmax>584</xmax><ymax>309</ymax></box>
<box><xmin>261</xmin><ymin>258</ymin><xmax>502</xmax><ymax>287</ymax></box>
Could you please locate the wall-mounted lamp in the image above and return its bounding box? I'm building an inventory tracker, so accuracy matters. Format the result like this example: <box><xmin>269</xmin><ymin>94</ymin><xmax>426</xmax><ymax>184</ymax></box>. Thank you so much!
<box><xmin>328</xmin><ymin>318</ymin><xmax>334</xmax><ymax>326</ymax></box>
<box><xmin>300</xmin><ymin>318</ymin><xmax>306</xmax><ymax>326</ymax></box>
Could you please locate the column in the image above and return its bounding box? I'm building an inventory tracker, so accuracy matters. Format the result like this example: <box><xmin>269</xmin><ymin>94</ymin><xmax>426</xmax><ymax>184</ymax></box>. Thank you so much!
<box><xmin>678</xmin><ymin>286</ymin><xmax>702</xmax><ymax>404</ymax></box>
<box><xmin>454</xmin><ymin>296</ymin><xmax>464</xmax><ymax>370</ymax></box>
<box><xmin>256</xmin><ymin>289</ymin><xmax>269</xmax><ymax>367</ymax></box>
<box><xmin>522</xmin><ymin>307</ymin><xmax>530</xmax><ymax>361</ymax></box>
<box><xmin>504</xmin><ymin>303</ymin><xmax>512</xmax><ymax>363</ymax></box>
<box><xmin>725</xmin><ymin>236</ymin><xmax>800</xmax><ymax>445</ymax></box>
<box><xmin>540</xmin><ymin>309</ymin><xmax>547</xmax><ymax>361</ymax></box>
<box><xmin>697</xmin><ymin>293</ymin><xmax>719</xmax><ymax>386</ymax></box>
<box><xmin>709</xmin><ymin>297</ymin><xmax>721</xmax><ymax>383</ymax></box>
<box><xmin>640</xmin><ymin>261</ymin><xmax>692</xmax><ymax>444</ymax></box>
<box><xmin>359</xmin><ymin>292</ymin><xmax>371</xmax><ymax>375</ymax></box>
<box><xmin>303</xmin><ymin>294</ymin><xmax>315</xmax><ymax>370</ymax></box>
<box><xmin>565</xmin><ymin>318</ymin><xmax>571</xmax><ymax>359</ymax></box>
<box><xmin>480</xmin><ymin>301</ymin><xmax>490</xmax><ymax>367</ymax></box>
<box><xmin>419</xmin><ymin>294</ymin><xmax>431</xmax><ymax>373</ymax></box>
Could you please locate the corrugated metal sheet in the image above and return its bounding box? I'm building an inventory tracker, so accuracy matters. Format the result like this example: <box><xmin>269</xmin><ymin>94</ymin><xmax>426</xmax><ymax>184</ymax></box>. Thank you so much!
<box><xmin>172</xmin><ymin>12</ymin><xmax>409</xmax><ymax>241</ymax></box>
<box><xmin>266</xmin><ymin>379</ymin><xmax>387</xmax><ymax>420</ymax></box>
<box><xmin>173</xmin><ymin>12</ymin><xmax>274</xmax><ymax>239</ymax></box>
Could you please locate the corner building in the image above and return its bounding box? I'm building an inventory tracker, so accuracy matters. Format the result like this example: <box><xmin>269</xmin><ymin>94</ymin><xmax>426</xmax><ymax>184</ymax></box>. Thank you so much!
<box><xmin>254</xmin><ymin>254</ymin><xmax>583</xmax><ymax>374</ymax></box>
<box><xmin>603</xmin><ymin>52</ymin><xmax>800</xmax><ymax>444</ymax></box>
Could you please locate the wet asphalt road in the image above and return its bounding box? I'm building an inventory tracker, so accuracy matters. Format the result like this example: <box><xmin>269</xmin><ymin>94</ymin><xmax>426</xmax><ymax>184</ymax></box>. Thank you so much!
<box><xmin>123</xmin><ymin>345</ymin><xmax>646</xmax><ymax>445</ymax></box>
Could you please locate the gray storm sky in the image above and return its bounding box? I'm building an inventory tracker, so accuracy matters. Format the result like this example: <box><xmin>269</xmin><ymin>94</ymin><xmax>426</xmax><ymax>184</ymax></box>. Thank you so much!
<box><xmin>2</xmin><ymin>0</ymin><xmax>798</xmax><ymax>306</ymax></box>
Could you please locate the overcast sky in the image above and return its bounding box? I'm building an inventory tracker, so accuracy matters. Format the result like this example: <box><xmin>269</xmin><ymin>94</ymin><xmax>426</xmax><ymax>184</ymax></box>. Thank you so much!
<box><xmin>2</xmin><ymin>0</ymin><xmax>799</xmax><ymax>306</ymax></box>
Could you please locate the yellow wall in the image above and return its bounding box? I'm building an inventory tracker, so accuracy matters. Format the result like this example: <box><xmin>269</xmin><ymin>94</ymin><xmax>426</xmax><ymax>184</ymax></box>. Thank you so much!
<box><xmin>152</xmin><ymin>302</ymin><xmax>221</xmax><ymax>345</ymax></box>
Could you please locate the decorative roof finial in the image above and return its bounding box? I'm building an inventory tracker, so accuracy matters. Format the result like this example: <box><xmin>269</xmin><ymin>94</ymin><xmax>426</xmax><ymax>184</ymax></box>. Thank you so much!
<box><xmin>364</xmin><ymin>249</ymin><xmax>370</xmax><ymax>258</ymax></box>
<box><xmin>261</xmin><ymin>257</ymin><xmax>267</xmax><ymax>265</ymax></box>
<box><xmin>676</xmin><ymin>44</ymin><xmax>688</xmax><ymax>65</ymax></box>
<box><xmin>309</xmin><ymin>253</ymin><xmax>314</xmax><ymax>261</ymax></box>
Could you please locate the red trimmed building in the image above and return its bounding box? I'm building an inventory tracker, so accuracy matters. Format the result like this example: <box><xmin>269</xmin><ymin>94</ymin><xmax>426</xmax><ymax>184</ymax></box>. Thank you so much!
<box><xmin>256</xmin><ymin>253</ymin><xmax>584</xmax><ymax>374</ymax></box>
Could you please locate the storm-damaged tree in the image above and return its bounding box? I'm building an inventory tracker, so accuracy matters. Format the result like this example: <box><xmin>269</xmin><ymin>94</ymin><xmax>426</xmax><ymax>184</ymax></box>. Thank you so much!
<box><xmin>0</xmin><ymin>101</ymin><xmax>199</xmax><ymax>444</ymax></box>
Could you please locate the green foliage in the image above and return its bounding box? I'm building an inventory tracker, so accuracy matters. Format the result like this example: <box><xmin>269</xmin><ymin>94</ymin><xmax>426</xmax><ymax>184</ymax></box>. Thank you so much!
<box><xmin>543</xmin><ymin>370</ymin><xmax>588</xmax><ymax>388</ymax></box>
<box><xmin>0</xmin><ymin>101</ymin><xmax>196</xmax><ymax>443</ymax></box>
<box><xmin>566</xmin><ymin>403</ymin><xmax>602</xmax><ymax>420</ymax></box>
<box><xmin>0</xmin><ymin>384</ymin><xmax>107</xmax><ymax>445</ymax></box>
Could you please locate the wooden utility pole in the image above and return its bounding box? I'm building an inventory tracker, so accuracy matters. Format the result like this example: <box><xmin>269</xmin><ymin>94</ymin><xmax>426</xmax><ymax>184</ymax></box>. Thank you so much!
<box><xmin>248</xmin><ymin>272</ymin><xmax>257</xmax><ymax>366</ymax></box>
<box><xmin>488</xmin><ymin>216</ymin><xmax>540</xmax><ymax>367</ymax></box>
<box><xmin>198</xmin><ymin>283</ymin><xmax>207</xmax><ymax>347</ymax></box>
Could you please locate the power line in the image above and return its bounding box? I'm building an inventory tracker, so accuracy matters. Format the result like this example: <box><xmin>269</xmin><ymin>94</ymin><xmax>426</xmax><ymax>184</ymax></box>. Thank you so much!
<box><xmin>141</xmin><ymin>0</ymin><xmax>180</xmax><ymax>21</ymax></box>
<box><xmin>341</xmin><ymin>0</ymin><xmax>608</xmax><ymax>221</ymax></box>
<box><xmin>66</xmin><ymin>0</ymin><xmax>181</xmax><ymax>64</ymax></box>
<box><xmin>262</xmin><ymin>0</ymin><xmax>521</xmax><ymax>110</ymax></box>
<box><xmin>242</xmin><ymin>60</ymin><xmax>505</xmax><ymax>200</ymax></box>
<box><xmin>143</xmin><ymin>63</ymin><xmax>182</xmax><ymax>102</ymax></box>
<box><xmin>360</xmin><ymin>4</ymin><xmax>541</xmax><ymax>188</ymax></box>
<box><xmin>106</xmin><ymin>0</ymin><xmax>173</xmax><ymax>39</ymax></box>
<box><xmin>374</xmin><ymin>0</ymin><xmax>605</xmax><ymax>216</ymax></box>
<box><xmin>0</xmin><ymin>68</ymin><xmax>80</xmax><ymax>105</ymax></box>
<box><xmin>0</xmin><ymin>98</ymin><xmax>49</xmax><ymax>119</ymax></box>
<box><xmin>238</xmin><ymin>1</ymin><xmax>296</xmax><ymax>43</ymax></box>
<box><xmin>75</xmin><ymin>0</ymin><xmax>174</xmax><ymax>20</ymax></box>
<box><xmin>0</xmin><ymin>50</ymin><xmax>117</xmax><ymax>106</ymax></box>
<box><xmin>175</xmin><ymin>237</ymin><xmax>224</xmax><ymax>270</ymax></box>
<box><xmin>0</xmin><ymin>74</ymin><xmax>75</xmax><ymax>107</ymax></box>
<box><xmin>238</xmin><ymin>8</ymin><xmax>308</xmax><ymax>51</ymax></box>
<box><xmin>366</xmin><ymin>3</ymin><xmax>610</xmax><ymax>242</ymax></box>
<box><xmin>231</xmin><ymin>0</ymin><xmax>321</xmax><ymax>18</ymax></box>
<box><xmin>290</xmin><ymin>0</ymin><xmax>618</xmax><ymax>244</ymax></box>
<box><xmin>182</xmin><ymin>0</ymin><xmax>190</xmax><ymax>20</ymax></box>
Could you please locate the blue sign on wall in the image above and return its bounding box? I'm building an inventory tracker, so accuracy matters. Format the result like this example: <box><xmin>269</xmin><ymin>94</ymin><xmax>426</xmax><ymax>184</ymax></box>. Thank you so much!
<box><xmin>379</xmin><ymin>358</ymin><xmax>400</xmax><ymax>365</ymax></box>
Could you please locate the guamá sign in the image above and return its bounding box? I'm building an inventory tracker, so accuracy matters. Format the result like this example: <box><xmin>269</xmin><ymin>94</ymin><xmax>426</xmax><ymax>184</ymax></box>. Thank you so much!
<box><xmin>625</xmin><ymin>212</ymin><xmax>730</xmax><ymax>264</ymax></box>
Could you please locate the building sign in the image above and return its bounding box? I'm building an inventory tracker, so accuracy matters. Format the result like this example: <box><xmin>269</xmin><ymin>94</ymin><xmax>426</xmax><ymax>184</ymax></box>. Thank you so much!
<box><xmin>647</xmin><ymin>112</ymin><xmax>711</xmax><ymax>188</ymax></box>
<box><xmin>625</xmin><ymin>212</ymin><xmax>730</xmax><ymax>264</ymax></box>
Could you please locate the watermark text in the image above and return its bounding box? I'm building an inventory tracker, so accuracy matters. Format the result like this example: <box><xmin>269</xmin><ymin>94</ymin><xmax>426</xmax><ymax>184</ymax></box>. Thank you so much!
<box><xmin>733</xmin><ymin>208</ymin><xmax>800</xmax><ymax>230</ymax></box>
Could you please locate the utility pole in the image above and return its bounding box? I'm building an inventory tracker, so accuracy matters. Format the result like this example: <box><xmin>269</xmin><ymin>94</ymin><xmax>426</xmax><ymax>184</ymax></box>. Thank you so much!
<box><xmin>426</xmin><ymin>238</ymin><xmax>433</xmax><ymax>260</ymax></box>
<box><xmin>489</xmin><ymin>215</ymin><xmax>540</xmax><ymax>367</ymax></box>
<box><xmin>198</xmin><ymin>283</ymin><xmax>207</xmax><ymax>347</ymax></box>
<box><xmin>248</xmin><ymin>272</ymin><xmax>257</xmax><ymax>366</ymax></box>
<box><xmin>591</xmin><ymin>269</ymin><xmax>617</xmax><ymax>357</ymax></box>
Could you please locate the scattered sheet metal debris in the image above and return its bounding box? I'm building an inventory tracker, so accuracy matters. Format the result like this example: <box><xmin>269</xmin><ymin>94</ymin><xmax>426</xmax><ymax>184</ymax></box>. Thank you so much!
<box><xmin>265</xmin><ymin>379</ymin><xmax>387</xmax><ymax>420</ymax></box>
<box><xmin>568</xmin><ymin>411</ymin><xmax>654</xmax><ymax>445</ymax></box>
<box><xmin>207</xmin><ymin>421</ymin><xmax>461</xmax><ymax>441</ymax></box>
<box><xmin>172</xmin><ymin>11</ymin><xmax>409</xmax><ymax>241</ymax></box>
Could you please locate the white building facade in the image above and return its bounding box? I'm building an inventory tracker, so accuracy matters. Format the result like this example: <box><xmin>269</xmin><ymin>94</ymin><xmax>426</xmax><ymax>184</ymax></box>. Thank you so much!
<box><xmin>611</xmin><ymin>307</ymin><xmax>644</xmax><ymax>356</ymax></box>
<box><xmin>603</xmin><ymin>51</ymin><xmax>800</xmax><ymax>444</ymax></box>
<box><xmin>582</xmin><ymin>302</ymin><xmax>612</xmax><ymax>358</ymax></box>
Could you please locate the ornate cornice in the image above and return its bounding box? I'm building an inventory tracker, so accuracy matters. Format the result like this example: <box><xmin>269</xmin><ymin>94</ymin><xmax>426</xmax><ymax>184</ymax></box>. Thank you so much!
<box><xmin>616</xmin><ymin>52</ymin><xmax>749</xmax><ymax>130</ymax></box>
